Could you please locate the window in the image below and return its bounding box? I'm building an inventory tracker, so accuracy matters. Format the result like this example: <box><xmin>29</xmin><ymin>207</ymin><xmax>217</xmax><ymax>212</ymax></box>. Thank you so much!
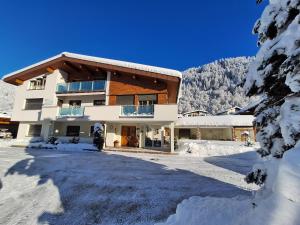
<box><xmin>138</xmin><ymin>94</ymin><xmax>157</xmax><ymax>105</ymax></box>
<box><xmin>66</xmin><ymin>126</ymin><xmax>80</xmax><ymax>136</ymax></box>
<box><xmin>179</xmin><ymin>129</ymin><xmax>191</xmax><ymax>139</ymax></box>
<box><xmin>69</xmin><ymin>100</ymin><xmax>81</xmax><ymax>107</ymax></box>
<box><xmin>90</xmin><ymin>126</ymin><xmax>94</xmax><ymax>136</ymax></box>
<box><xmin>28</xmin><ymin>77</ymin><xmax>46</xmax><ymax>90</ymax></box>
<box><xmin>27</xmin><ymin>125</ymin><xmax>42</xmax><ymax>137</ymax></box>
<box><xmin>93</xmin><ymin>100</ymin><xmax>105</xmax><ymax>106</ymax></box>
<box><xmin>116</xmin><ymin>95</ymin><xmax>134</xmax><ymax>105</ymax></box>
<box><xmin>24</xmin><ymin>98</ymin><xmax>43</xmax><ymax>110</ymax></box>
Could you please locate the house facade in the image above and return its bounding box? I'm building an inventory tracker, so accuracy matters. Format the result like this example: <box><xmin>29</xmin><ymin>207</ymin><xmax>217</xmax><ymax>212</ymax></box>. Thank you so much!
<box><xmin>3</xmin><ymin>52</ymin><xmax>182</xmax><ymax>152</ymax></box>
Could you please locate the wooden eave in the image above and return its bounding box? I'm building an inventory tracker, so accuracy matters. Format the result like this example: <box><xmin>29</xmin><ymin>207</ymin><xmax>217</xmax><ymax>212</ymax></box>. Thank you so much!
<box><xmin>3</xmin><ymin>55</ymin><xmax>181</xmax><ymax>85</ymax></box>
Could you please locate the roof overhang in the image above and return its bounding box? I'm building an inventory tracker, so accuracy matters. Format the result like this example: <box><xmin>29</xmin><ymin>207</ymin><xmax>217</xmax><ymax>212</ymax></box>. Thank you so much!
<box><xmin>2</xmin><ymin>52</ymin><xmax>182</xmax><ymax>85</ymax></box>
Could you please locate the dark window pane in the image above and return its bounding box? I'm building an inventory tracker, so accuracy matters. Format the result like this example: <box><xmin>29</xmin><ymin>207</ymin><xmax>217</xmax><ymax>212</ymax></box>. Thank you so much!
<box><xmin>28</xmin><ymin>125</ymin><xmax>42</xmax><ymax>136</ymax></box>
<box><xmin>25</xmin><ymin>98</ymin><xmax>43</xmax><ymax>110</ymax></box>
<box><xmin>90</xmin><ymin>126</ymin><xmax>94</xmax><ymax>136</ymax></box>
<box><xmin>179</xmin><ymin>129</ymin><xmax>191</xmax><ymax>139</ymax></box>
<box><xmin>93</xmin><ymin>100</ymin><xmax>105</xmax><ymax>106</ymax></box>
<box><xmin>66</xmin><ymin>126</ymin><xmax>80</xmax><ymax>136</ymax></box>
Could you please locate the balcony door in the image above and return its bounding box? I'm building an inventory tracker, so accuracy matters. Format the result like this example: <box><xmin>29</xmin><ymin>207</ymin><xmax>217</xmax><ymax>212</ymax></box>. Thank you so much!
<box><xmin>116</xmin><ymin>95</ymin><xmax>134</xmax><ymax>105</ymax></box>
<box><xmin>138</xmin><ymin>94</ymin><xmax>157</xmax><ymax>105</ymax></box>
<box><xmin>69</xmin><ymin>100</ymin><xmax>81</xmax><ymax>107</ymax></box>
<box><xmin>121</xmin><ymin>126</ymin><xmax>137</xmax><ymax>147</ymax></box>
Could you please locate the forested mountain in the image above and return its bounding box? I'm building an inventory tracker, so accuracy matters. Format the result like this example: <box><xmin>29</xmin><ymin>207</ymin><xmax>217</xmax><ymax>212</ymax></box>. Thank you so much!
<box><xmin>179</xmin><ymin>57</ymin><xmax>255</xmax><ymax>115</ymax></box>
<box><xmin>0</xmin><ymin>80</ymin><xmax>16</xmax><ymax>115</ymax></box>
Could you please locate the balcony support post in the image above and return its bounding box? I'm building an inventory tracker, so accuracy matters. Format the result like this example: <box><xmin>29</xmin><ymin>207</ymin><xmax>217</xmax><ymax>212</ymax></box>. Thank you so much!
<box><xmin>105</xmin><ymin>71</ymin><xmax>111</xmax><ymax>105</ymax></box>
<box><xmin>170</xmin><ymin>122</ymin><xmax>175</xmax><ymax>153</ymax></box>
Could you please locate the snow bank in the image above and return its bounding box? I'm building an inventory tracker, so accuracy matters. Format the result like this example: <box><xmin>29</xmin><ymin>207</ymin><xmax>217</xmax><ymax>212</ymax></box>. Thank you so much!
<box><xmin>159</xmin><ymin>143</ymin><xmax>300</xmax><ymax>225</ymax></box>
<box><xmin>27</xmin><ymin>142</ymin><xmax>98</xmax><ymax>152</ymax></box>
<box><xmin>0</xmin><ymin>139</ymin><xmax>18</xmax><ymax>148</ymax></box>
<box><xmin>177</xmin><ymin>140</ymin><xmax>259</xmax><ymax>157</ymax></box>
<box><xmin>156</xmin><ymin>196</ymin><xmax>251</xmax><ymax>225</ymax></box>
<box><xmin>176</xmin><ymin>115</ymin><xmax>254</xmax><ymax>127</ymax></box>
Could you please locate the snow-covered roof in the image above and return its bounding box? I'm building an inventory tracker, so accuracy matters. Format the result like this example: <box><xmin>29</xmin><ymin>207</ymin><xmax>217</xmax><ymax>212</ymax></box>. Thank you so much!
<box><xmin>175</xmin><ymin>115</ymin><xmax>255</xmax><ymax>128</ymax></box>
<box><xmin>2</xmin><ymin>52</ymin><xmax>182</xmax><ymax>80</ymax></box>
<box><xmin>182</xmin><ymin>109</ymin><xmax>209</xmax><ymax>115</ymax></box>
<box><xmin>236</xmin><ymin>96</ymin><xmax>265</xmax><ymax>115</ymax></box>
<box><xmin>0</xmin><ymin>112</ymin><xmax>11</xmax><ymax>119</ymax></box>
<box><xmin>216</xmin><ymin>106</ymin><xmax>242</xmax><ymax>115</ymax></box>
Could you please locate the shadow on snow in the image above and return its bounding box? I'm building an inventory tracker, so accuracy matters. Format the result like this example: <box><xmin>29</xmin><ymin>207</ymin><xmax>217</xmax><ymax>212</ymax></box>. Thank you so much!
<box><xmin>3</xmin><ymin>148</ymin><xmax>252</xmax><ymax>225</ymax></box>
<box><xmin>204</xmin><ymin>151</ymin><xmax>258</xmax><ymax>175</ymax></box>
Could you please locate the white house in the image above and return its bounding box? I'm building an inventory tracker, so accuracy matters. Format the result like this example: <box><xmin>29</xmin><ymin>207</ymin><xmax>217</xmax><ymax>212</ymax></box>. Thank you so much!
<box><xmin>3</xmin><ymin>52</ymin><xmax>182</xmax><ymax>152</ymax></box>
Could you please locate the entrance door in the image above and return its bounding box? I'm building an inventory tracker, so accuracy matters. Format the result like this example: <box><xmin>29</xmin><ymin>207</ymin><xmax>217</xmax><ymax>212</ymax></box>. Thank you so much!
<box><xmin>121</xmin><ymin>126</ymin><xmax>137</xmax><ymax>147</ymax></box>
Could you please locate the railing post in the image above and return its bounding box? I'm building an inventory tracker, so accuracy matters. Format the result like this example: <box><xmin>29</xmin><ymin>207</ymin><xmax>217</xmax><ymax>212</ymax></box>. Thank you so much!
<box><xmin>79</xmin><ymin>82</ymin><xmax>82</xmax><ymax>91</ymax></box>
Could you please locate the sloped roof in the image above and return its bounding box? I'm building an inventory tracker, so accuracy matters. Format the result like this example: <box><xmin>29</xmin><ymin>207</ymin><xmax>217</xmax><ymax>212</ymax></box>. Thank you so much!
<box><xmin>182</xmin><ymin>109</ymin><xmax>209</xmax><ymax>115</ymax></box>
<box><xmin>2</xmin><ymin>52</ymin><xmax>182</xmax><ymax>84</ymax></box>
<box><xmin>175</xmin><ymin>115</ymin><xmax>255</xmax><ymax>128</ymax></box>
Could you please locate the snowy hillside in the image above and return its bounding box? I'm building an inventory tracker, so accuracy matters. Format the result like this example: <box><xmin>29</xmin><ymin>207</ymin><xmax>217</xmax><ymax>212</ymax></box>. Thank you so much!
<box><xmin>0</xmin><ymin>80</ymin><xmax>15</xmax><ymax>115</ymax></box>
<box><xmin>179</xmin><ymin>57</ymin><xmax>254</xmax><ymax>114</ymax></box>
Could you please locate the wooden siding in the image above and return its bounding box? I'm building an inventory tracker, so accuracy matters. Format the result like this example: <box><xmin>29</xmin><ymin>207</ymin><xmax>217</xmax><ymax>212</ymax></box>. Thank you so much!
<box><xmin>108</xmin><ymin>73</ymin><xmax>177</xmax><ymax>105</ymax></box>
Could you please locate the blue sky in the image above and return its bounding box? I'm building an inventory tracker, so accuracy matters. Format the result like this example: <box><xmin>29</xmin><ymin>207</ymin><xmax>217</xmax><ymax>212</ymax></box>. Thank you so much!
<box><xmin>0</xmin><ymin>0</ymin><xmax>267</xmax><ymax>76</ymax></box>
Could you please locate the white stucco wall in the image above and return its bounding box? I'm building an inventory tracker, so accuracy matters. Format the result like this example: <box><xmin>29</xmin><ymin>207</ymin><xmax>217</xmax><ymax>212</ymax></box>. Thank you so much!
<box><xmin>11</xmin><ymin>69</ymin><xmax>64</xmax><ymax>122</ymax></box>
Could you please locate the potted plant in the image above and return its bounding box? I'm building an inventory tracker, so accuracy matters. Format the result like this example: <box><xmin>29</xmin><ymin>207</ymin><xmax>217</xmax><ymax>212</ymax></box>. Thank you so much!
<box><xmin>113</xmin><ymin>140</ymin><xmax>119</xmax><ymax>148</ymax></box>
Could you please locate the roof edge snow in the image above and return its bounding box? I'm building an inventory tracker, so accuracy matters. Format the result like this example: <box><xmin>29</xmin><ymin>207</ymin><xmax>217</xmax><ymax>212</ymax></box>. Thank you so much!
<box><xmin>2</xmin><ymin>52</ymin><xmax>182</xmax><ymax>82</ymax></box>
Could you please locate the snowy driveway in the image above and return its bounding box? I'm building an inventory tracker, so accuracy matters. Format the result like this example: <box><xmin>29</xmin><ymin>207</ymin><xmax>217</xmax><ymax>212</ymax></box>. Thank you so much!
<box><xmin>0</xmin><ymin>147</ymin><xmax>257</xmax><ymax>225</ymax></box>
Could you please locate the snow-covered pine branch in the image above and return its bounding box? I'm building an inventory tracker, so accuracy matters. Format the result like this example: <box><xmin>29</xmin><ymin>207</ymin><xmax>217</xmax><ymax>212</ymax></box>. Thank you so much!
<box><xmin>244</xmin><ymin>0</ymin><xmax>300</xmax><ymax>184</ymax></box>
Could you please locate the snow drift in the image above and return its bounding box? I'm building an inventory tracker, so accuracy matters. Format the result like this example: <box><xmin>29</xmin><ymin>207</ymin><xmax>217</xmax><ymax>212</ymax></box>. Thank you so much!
<box><xmin>158</xmin><ymin>143</ymin><xmax>300</xmax><ymax>225</ymax></box>
<box><xmin>177</xmin><ymin>140</ymin><xmax>258</xmax><ymax>157</ymax></box>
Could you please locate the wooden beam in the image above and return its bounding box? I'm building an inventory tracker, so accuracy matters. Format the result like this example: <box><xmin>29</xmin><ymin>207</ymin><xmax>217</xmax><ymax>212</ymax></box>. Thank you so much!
<box><xmin>79</xmin><ymin>64</ymin><xmax>94</xmax><ymax>77</ymax></box>
<box><xmin>63</xmin><ymin>61</ymin><xmax>81</xmax><ymax>73</ymax></box>
<box><xmin>66</xmin><ymin>57</ymin><xmax>180</xmax><ymax>82</ymax></box>
<box><xmin>46</xmin><ymin>67</ymin><xmax>55</xmax><ymax>73</ymax></box>
<box><xmin>15</xmin><ymin>78</ymin><xmax>24</xmax><ymax>84</ymax></box>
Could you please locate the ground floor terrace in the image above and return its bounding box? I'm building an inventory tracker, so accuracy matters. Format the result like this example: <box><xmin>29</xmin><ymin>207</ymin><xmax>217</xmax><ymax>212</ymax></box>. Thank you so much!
<box><xmin>175</xmin><ymin>126</ymin><xmax>256</xmax><ymax>142</ymax></box>
<box><xmin>0</xmin><ymin>147</ymin><xmax>258</xmax><ymax>225</ymax></box>
<box><xmin>16</xmin><ymin>120</ymin><xmax>175</xmax><ymax>152</ymax></box>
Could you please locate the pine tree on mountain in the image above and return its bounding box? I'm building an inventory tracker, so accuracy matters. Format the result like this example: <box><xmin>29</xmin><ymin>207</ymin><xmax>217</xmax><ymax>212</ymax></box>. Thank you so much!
<box><xmin>244</xmin><ymin>0</ymin><xmax>300</xmax><ymax>185</ymax></box>
<box><xmin>179</xmin><ymin>57</ymin><xmax>254</xmax><ymax>115</ymax></box>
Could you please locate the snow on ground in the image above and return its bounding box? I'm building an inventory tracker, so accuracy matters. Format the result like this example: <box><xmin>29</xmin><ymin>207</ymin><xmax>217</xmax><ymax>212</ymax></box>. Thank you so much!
<box><xmin>0</xmin><ymin>139</ymin><xmax>19</xmax><ymax>148</ymax></box>
<box><xmin>177</xmin><ymin>140</ymin><xmax>260</xmax><ymax>157</ymax></box>
<box><xmin>159</xmin><ymin>143</ymin><xmax>300</xmax><ymax>225</ymax></box>
<box><xmin>0</xmin><ymin>139</ymin><xmax>99</xmax><ymax>152</ymax></box>
<box><xmin>28</xmin><ymin>142</ymin><xmax>99</xmax><ymax>151</ymax></box>
<box><xmin>0</xmin><ymin>146</ymin><xmax>257</xmax><ymax>225</ymax></box>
